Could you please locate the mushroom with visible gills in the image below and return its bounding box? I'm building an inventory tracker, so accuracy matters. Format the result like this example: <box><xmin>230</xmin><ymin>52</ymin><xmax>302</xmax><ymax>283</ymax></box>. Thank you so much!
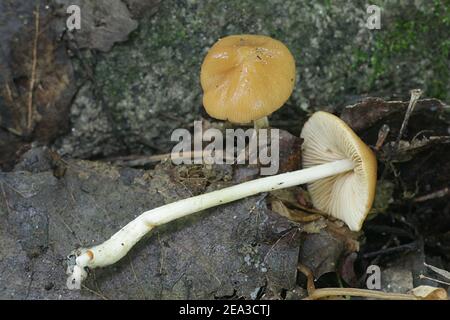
<box><xmin>201</xmin><ymin>35</ymin><xmax>296</xmax><ymax>128</ymax></box>
<box><xmin>66</xmin><ymin>111</ymin><xmax>377</xmax><ymax>289</ymax></box>
<box><xmin>301</xmin><ymin>111</ymin><xmax>377</xmax><ymax>231</ymax></box>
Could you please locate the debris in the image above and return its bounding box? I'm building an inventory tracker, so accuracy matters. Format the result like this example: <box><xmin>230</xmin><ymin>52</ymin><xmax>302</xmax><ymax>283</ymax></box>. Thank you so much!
<box><xmin>298</xmin><ymin>264</ymin><xmax>448</xmax><ymax>300</ymax></box>
<box><xmin>381</xmin><ymin>136</ymin><xmax>450</xmax><ymax>163</ymax></box>
<box><xmin>0</xmin><ymin>1</ymin><xmax>76</xmax><ymax>170</ymax></box>
<box><xmin>421</xmin><ymin>262</ymin><xmax>450</xmax><ymax>285</ymax></box>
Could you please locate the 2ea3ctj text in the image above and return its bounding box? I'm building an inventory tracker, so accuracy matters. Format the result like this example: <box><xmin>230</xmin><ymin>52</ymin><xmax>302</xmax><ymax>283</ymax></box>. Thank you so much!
<box><xmin>179</xmin><ymin>304</ymin><xmax>270</xmax><ymax>317</ymax></box>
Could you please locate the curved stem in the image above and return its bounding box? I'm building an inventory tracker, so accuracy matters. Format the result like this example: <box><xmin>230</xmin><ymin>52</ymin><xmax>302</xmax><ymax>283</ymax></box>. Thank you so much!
<box><xmin>298</xmin><ymin>263</ymin><xmax>418</xmax><ymax>300</ymax></box>
<box><xmin>306</xmin><ymin>288</ymin><xmax>418</xmax><ymax>300</ymax></box>
<box><xmin>67</xmin><ymin>159</ymin><xmax>354</xmax><ymax>289</ymax></box>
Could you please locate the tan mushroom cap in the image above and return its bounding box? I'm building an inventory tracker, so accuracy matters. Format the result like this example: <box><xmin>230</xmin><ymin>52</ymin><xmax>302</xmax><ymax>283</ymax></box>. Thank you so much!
<box><xmin>300</xmin><ymin>111</ymin><xmax>377</xmax><ymax>231</ymax></box>
<box><xmin>201</xmin><ymin>35</ymin><xmax>296</xmax><ymax>124</ymax></box>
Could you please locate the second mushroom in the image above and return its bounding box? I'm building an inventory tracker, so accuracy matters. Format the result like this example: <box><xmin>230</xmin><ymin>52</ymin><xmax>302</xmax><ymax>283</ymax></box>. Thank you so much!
<box><xmin>201</xmin><ymin>34</ymin><xmax>296</xmax><ymax>128</ymax></box>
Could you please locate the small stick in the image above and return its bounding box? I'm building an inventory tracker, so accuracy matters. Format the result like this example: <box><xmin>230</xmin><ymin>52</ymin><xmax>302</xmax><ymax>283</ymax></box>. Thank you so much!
<box><xmin>424</xmin><ymin>262</ymin><xmax>450</xmax><ymax>281</ymax></box>
<box><xmin>0</xmin><ymin>182</ymin><xmax>12</xmax><ymax>216</ymax></box>
<box><xmin>307</xmin><ymin>287</ymin><xmax>418</xmax><ymax>300</ymax></box>
<box><xmin>374</xmin><ymin>124</ymin><xmax>390</xmax><ymax>151</ymax></box>
<box><xmin>297</xmin><ymin>264</ymin><xmax>316</xmax><ymax>295</ymax></box>
<box><xmin>362</xmin><ymin>242</ymin><xmax>417</xmax><ymax>259</ymax></box>
<box><xmin>27</xmin><ymin>2</ymin><xmax>40</xmax><ymax>131</ymax></box>
<box><xmin>108</xmin><ymin>150</ymin><xmax>236</xmax><ymax>167</ymax></box>
<box><xmin>381</xmin><ymin>89</ymin><xmax>422</xmax><ymax>180</ymax></box>
<box><xmin>81</xmin><ymin>284</ymin><xmax>109</xmax><ymax>300</ymax></box>
<box><xmin>414</xmin><ymin>188</ymin><xmax>449</xmax><ymax>202</ymax></box>
<box><xmin>419</xmin><ymin>275</ymin><xmax>450</xmax><ymax>286</ymax></box>
<box><xmin>298</xmin><ymin>264</ymin><xmax>418</xmax><ymax>300</ymax></box>
<box><xmin>395</xmin><ymin>89</ymin><xmax>422</xmax><ymax>148</ymax></box>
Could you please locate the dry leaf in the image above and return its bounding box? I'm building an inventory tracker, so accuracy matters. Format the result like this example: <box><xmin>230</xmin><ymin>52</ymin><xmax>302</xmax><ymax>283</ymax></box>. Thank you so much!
<box><xmin>409</xmin><ymin>286</ymin><xmax>448</xmax><ymax>300</ymax></box>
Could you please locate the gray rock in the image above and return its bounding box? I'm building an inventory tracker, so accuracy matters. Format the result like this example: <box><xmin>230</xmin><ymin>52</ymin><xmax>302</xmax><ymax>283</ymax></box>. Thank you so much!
<box><xmin>53</xmin><ymin>0</ymin><xmax>138</xmax><ymax>52</ymax></box>
<box><xmin>0</xmin><ymin>154</ymin><xmax>301</xmax><ymax>299</ymax></box>
<box><xmin>123</xmin><ymin>0</ymin><xmax>161</xmax><ymax>19</ymax></box>
<box><xmin>54</xmin><ymin>0</ymin><xmax>450</xmax><ymax>159</ymax></box>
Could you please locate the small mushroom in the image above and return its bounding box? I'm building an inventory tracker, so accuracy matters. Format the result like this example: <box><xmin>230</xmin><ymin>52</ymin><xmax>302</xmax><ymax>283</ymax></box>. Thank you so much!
<box><xmin>200</xmin><ymin>34</ymin><xmax>296</xmax><ymax>128</ymax></box>
<box><xmin>301</xmin><ymin>111</ymin><xmax>377</xmax><ymax>231</ymax></box>
<box><xmin>66</xmin><ymin>111</ymin><xmax>377</xmax><ymax>289</ymax></box>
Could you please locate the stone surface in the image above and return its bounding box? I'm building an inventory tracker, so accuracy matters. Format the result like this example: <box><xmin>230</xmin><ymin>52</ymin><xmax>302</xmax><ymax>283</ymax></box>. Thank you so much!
<box><xmin>0</xmin><ymin>151</ymin><xmax>301</xmax><ymax>299</ymax></box>
<box><xmin>53</xmin><ymin>0</ymin><xmax>139</xmax><ymax>52</ymax></box>
<box><xmin>54</xmin><ymin>0</ymin><xmax>450</xmax><ymax>159</ymax></box>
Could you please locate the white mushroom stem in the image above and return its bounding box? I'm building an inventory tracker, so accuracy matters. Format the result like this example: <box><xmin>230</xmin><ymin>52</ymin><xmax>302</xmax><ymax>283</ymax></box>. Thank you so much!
<box><xmin>253</xmin><ymin>116</ymin><xmax>270</xmax><ymax>129</ymax></box>
<box><xmin>66</xmin><ymin>159</ymin><xmax>355</xmax><ymax>290</ymax></box>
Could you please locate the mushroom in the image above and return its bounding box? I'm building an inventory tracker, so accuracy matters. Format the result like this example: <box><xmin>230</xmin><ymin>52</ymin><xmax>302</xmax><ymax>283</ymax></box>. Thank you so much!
<box><xmin>200</xmin><ymin>34</ymin><xmax>296</xmax><ymax>128</ymax></box>
<box><xmin>301</xmin><ymin>111</ymin><xmax>377</xmax><ymax>231</ymax></box>
<box><xmin>66</xmin><ymin>111</ymin><xmax>377</xmax><ymax>289</ymax></box>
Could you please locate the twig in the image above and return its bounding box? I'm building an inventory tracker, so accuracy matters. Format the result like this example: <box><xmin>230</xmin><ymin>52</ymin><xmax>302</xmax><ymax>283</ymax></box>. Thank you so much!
<box><xmin>4</xmin><ymin>83</ymin><xmax>22</xmax><ymax>124</ymax></box>
<box><xmin>306</xmin><ymin>287</ymin><xmax>418</xmax><ymax>300</ymax></box>
<box><xmin>381</xmin><ymin>89</ymin><xmax>422</xmax><ymax>179</ymax></box>
<box><xmin>395</xmin><ymin>89</ymin><xmax>422</xmax><ymax>147</ymax></box>
<box><xmin>4</xmin><ymin>83</ymin><xmax>14</xmax><ymax>104</ymax></box>
<box><xmin>414</xmin><ymin>188</ymin><xmax>449</xmax><ymax>202</ymax></box>
<box><xmin>54</xmin><ymin>207</ymin><xmax>84</xmax><ymax>245</ymax></box>
<box><xmin>157</xmin><ymin>232</ymin><xmax>165</xmax><ymax>275</ymax></box>
<box><xmin>107</xmin><ymin>150</ymin><xmax>236</xmax><ymax>167</ymax></box>
<box><xmin>424</xmin><ymin>262</ymin><xmax>450</xmax><ymax>281</ymax></box>
<box><xmin>297</xmin><ymin>264</ymin><xmax>418</xmax><ymax>300</ymax></box>
<box><xmin>362</xmin><ymin>242</ymin><xmax>417</xmax><ymax>259</ymax></box>
<box><xmin>297</xmin><ymin>264</ymin><xmax>315</xmax><ymax>295</ymax></box>
<box><xmin>374</xmin><ymin>124</ymin><xmax>390</xmax><ymax>151</ymax></box>
<box><xmin>27</xmin><ymin>1</ymin><xmax>40</xmax><ymax>131</ymax></box>
<box><xmin>24</xmin><ymin>271</ymin><xmax>35</xmax><ymax>300</ymax></box>
<box><xmin>263</xmin><ymin>228</ymin><xmax>299</xmax><ymax>263</ymax></box>
<box><xmin>0</xmin><ymin>182</ymin><xmax>12</xmax><ymax>216</ymax></box>
<box><xmin>419</xmin><ymin>275</ymin><xmax>450</xmax><ymax>286</ymax></box>
<box><xmin>81</xmin><ymin>284</ymin><xmax>109</xmax><ymax>300</ymax></box>
<box><xmin>129</xmin><ymin>256</ymin><xmax>147</xmax><ymax>300</ymax></box>
<box><xmin>0</xmin><ymin>177</ymin><xmax>28</xmax><ymax>198</ymax></box>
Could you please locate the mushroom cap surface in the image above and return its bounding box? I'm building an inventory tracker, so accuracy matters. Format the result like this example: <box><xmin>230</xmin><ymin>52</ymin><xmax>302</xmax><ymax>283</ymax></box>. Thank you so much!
<box><xmin>300</xmin><ymin>111</ymin><xmax>377</xmax><ymax>231</ymax></box>
<box><xmin>201</xmin><ymin>35</ymin><xmax>296</xmax><ymax>124</ymax></box>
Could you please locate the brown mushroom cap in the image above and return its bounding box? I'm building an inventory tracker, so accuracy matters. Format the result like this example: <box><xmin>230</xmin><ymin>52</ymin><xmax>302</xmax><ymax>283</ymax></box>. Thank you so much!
<box><xmin>201</xmin><ymin>35</ymin><xmax>296</xmax><ymax>124</ymax></box>
<box><xmin>300</xmin><ymin>111</ymin><xmax>377</xmax><ymax>231</ymax></box>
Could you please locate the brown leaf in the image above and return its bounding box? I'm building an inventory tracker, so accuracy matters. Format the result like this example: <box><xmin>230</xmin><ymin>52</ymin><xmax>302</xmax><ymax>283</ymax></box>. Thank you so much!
<box><xmin>409</xmin><ymin>286</ymin><xmax>448</xmax><ymax>300</ymax></box>
<box><xmin>340</xmin><ymin>97</ymin><xmax>447</xmax><ymax>133</ymax></box>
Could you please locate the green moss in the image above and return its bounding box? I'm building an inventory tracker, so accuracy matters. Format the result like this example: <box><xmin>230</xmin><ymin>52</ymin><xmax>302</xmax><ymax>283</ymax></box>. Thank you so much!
<box><xmin>63</xmin><ymin>0</ymin><xmax>450</xmax><ymax>158</ymax></box>
<box><xmin>359</xmin><ymin>1</ymin><xmax>450</xmax><ymax>99</ymax></box>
